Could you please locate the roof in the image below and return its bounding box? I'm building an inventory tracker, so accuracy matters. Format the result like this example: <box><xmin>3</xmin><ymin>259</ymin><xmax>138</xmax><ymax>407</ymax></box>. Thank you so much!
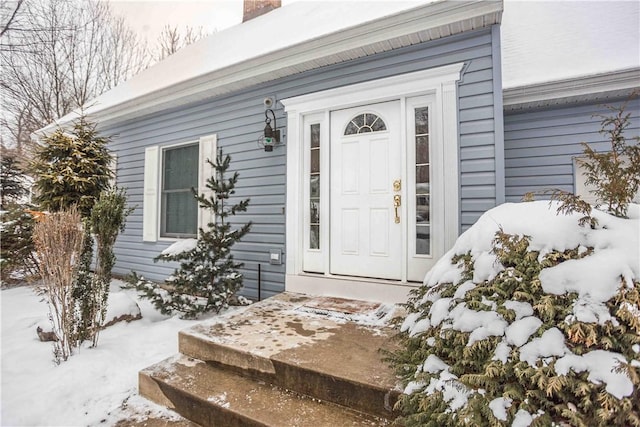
<box><xmin>501</xmin><ymin>0</ymin><xmax>639</xmax><ymax>90</ymax></box>
<box><xmin>500</xmin><ymin>0</ymin><xmax>640</xmax><ymax>109</ymax></box>
<box><xmin>38</xmin><ymin>0</ymin><xmax>502</xmax><ymax>134</ymax></box>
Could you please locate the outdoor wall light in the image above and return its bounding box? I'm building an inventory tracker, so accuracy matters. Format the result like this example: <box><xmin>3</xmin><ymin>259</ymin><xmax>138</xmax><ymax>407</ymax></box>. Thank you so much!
<box><xmin>258</xmin><ymin>108</ymin><xmax>280</xmax><ymax>152</ymax></box>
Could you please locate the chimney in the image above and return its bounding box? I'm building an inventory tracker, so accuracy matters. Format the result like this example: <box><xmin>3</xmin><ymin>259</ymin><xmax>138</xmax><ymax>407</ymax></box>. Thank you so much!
<box><xmin>243</xmin><ymin>0</ymin><xmax>281</xmax><ymax>22</ymax></box>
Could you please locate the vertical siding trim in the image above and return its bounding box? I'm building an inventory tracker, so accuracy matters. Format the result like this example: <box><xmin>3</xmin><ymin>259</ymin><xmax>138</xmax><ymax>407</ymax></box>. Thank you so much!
<box><xmin>491</xmin><ymin>24</ymin><xmax>506</xmax><ymax>204</ymax></box>
<box><xmin>198</xmin><ymin>134</ymin><xmax>217</xmax><ymax>232</ymax></box>
<box><xmin>442</xmin><ymin>78</ymin><xmax>460</xmax><ymax>246</ymax></box>
<box><xmin>143</xmin><ymin>146</ymin><xmax>159</xmax><ymax>242</ymax></box>
<box><xmin>284</xmin><ymin>111</ymin><xmax>303</xmax><ymax>276</ymax></box>
<box><xmin>109</xmin><ymin>154</ymin><xmax>118</xmax><ymax>188</ymax></box>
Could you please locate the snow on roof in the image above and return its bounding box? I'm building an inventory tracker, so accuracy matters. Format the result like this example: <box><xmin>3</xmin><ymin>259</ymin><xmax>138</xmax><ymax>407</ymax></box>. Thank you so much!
<box><xmin>501</xmin><ymin>0</ymin><xmax>640</xmax><ymax>89</ymax></box>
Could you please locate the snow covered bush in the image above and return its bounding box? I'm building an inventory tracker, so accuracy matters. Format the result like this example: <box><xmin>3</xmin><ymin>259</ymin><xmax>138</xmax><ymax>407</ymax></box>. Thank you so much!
<box><xmin>390</xmin><ymin>201</ymin><xmax>639</xmax><ymax>426</ymax></box>
<box><xmin>131</xmin><ymin>150</ymin><xmax>251</xmax><ymax>319</ymax></box>
<box><xmin>30</xmin><ymin>116</ymin><xmax>113</xmax><ymax>217</ymax></box>
<box><xmin>33</xmin><ymin>207</ymin><xmax>85</xmax><ymax>363</ymax></box>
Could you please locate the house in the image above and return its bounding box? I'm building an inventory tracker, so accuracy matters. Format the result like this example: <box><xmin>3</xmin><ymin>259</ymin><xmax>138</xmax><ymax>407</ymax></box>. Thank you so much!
<box><xmin>38</xmin><ymin>0</ymin><xmax>640</xmax><ymax>304</ymax></box>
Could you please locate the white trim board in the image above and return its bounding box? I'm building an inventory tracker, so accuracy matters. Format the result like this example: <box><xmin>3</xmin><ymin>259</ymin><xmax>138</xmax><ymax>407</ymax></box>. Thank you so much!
<box><xmin>281</xmin><ymin>64</ymin><xmax>464</xmax><ymax>302</ymax></box>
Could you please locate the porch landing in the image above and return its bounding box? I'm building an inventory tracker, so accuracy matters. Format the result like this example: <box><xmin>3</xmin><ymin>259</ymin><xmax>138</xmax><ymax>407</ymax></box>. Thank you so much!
<box><xmin>139</xmin><ymin>292</ymin><xmax>404</xmax><ymax>426</ymax></box>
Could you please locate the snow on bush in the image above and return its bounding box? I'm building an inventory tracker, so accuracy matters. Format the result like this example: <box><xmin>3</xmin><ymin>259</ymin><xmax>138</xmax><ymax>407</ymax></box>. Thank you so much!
<box><xmin>390</xmin><ymin>201</ymin><xmax>639</xmax><ymax>427</ymax></box>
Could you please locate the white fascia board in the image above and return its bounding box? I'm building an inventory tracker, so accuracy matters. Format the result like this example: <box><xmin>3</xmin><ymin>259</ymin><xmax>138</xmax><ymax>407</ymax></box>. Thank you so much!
<box><xmin>37</xmin><ymin>1</ymin><xmax>502</xmax><ymax>135</ymax></box>
<box><xmin>503</xmin><ymin>67</ymin><xmax>640</xmax><ymax>110</ymax></box>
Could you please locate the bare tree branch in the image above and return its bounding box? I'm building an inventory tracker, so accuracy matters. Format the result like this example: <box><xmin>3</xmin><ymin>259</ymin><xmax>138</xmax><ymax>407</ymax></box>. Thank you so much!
<box><xmin>0</xmin><ymin>0</ymin><xmax>149</xmax><ymax>155</ymax></box>
<box><xmin>155</xmin><ymin>24</ymin><xmax>208</xmax><ymax>61</ymax></box>
<box><xmin>1</xmin><ymin>0</ymin><xmax>24</xmax><ymax>37</ymax></box>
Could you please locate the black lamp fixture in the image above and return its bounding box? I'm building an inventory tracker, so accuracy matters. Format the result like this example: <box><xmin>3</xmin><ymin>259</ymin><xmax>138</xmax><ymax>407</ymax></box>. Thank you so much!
<box><xmin>261</xmin><ymin>108</ymin><xmax>280</xmax><ymax>152</ymax></box>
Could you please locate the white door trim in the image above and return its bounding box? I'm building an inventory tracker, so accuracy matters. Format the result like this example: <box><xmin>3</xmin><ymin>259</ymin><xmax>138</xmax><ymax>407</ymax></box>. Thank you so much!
<box><xmin>281</xmin><ymin>64</ymin><xmax>463</xmax><ymax>303</ymax></box>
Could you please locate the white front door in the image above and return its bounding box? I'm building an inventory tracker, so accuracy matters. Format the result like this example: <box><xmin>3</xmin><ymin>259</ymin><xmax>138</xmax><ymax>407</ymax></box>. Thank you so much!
<box><xmin>330</xmin><ymin>101</ymin><xmax>402</xmax><ymax>280</ymax></box>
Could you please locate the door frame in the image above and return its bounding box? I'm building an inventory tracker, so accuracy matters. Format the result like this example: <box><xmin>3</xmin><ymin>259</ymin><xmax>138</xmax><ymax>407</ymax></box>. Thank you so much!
<box><xmin>281</xmin><ymin>63</ymin><xmax>464</xmax><ymax>303</ymax></box>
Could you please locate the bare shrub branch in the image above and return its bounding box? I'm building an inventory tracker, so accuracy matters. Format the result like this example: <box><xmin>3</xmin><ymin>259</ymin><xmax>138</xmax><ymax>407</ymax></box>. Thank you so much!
<box><xmin>33</xmin><ymin>207</ymin><xmax>83</xmax><ymax>363</ymax></box>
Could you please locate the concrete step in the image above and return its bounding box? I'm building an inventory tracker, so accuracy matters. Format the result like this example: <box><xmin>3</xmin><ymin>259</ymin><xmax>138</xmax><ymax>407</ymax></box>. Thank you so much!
<box><xmin>177</xmin><ymin>293</ymin><xmax>401</xmax><ymax>420</ymax></box>
<box><xmin>140</xmin><ymin>355</ymin><xmax>390</xmax><ymax>427</ymax></box>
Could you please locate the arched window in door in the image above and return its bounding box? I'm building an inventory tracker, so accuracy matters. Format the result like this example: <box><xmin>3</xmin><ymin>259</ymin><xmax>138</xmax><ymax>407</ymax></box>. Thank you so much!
<box><xmin>344</xmin><ymin>113</ymin><xmax>387</xmax><ymax>135</ymax></box>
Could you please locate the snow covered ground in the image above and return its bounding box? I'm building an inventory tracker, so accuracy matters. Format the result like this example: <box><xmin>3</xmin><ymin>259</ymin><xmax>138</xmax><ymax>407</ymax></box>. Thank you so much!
<box><xmin>0</xmin><ymin>280</ymin><xmax>217</xmax><ymax>426</ymax></box>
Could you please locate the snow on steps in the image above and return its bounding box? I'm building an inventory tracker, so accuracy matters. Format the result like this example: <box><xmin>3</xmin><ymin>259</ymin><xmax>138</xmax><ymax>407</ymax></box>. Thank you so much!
<box><xmin>139</xmin><ymin>292</ymin><xmax>401</xmax><ymax>426</ymax></box>
<box><xmin>140</xmin><ymin>355</ymin><xmax>386</xmax><ymax>427</ymax></box>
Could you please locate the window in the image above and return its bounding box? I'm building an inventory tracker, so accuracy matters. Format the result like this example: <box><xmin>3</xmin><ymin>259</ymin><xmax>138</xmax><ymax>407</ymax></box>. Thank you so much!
<box><xmin>574</xmin><ymin>155</ymin><xmax>640</xmax><ymax>205</ymax></box>
<box><xmin>573</xmin><ymin>157</ymin><xmax>597</xmax><ymax>205</ymax></box>
<box><xmin>161</xmin><ymin>143</ymin><xmax>199</xmax><ymax>237</ymax></box>
<box><xmin>143</xmin><ymin>134</ymin><xmax>216</xmax><ymax>242</ymax></box>
<box><xmin>301</xmin><ymin>113</ymin><xmax>325</xmax><ymax>273</ymax></box>
<box><xmin>414</xmin><ymin>107</ymin><xmax>430</xmax><ymax>255</ymax></box>
<box><xmin>344</xmin><ymin>113</ymin><xmax>386</xmax><ymax>135</ymax></box>
<box><xmin>309</xmin><ymin>123</ymin><xmax>320</xmax><ymax>249</ymax></box>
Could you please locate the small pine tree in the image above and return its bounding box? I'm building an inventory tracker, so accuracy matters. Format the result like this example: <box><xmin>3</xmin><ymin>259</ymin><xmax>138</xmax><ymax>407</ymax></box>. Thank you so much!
<box><xmin>30</xmin><ymin>116</ymin><xmax>113</xmax><ymax>217</ymax></box>
<box><xmin>0</xmin><ymin>155</ymin><xmax>29</xmax><ymax>209</ymax></box>
<box><xmin>0</xmin><ymin>204</ymin><xmax>39</xmax><ymax>282</ymax></box>
<box><xmin>133</xmin><ymin>149</ymin><xmax>251</xmax><ymax>319</ymax></box>
<box><xmin>0</xmin><ymin>154</ymin><xmax>38</xmax><ymax>282</ymax></box>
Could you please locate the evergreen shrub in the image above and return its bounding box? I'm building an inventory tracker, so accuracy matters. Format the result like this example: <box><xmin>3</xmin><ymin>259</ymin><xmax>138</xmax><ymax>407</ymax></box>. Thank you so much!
<box><xmin>0</xmin><ymin>155</ymin><xmax>38</xmax><ymax>282</ymax></box>
<box><xmin>87</xmin><ymin>188</ymin><xmax>133</xmax><ymax>346</ymax></box>
<box><xmin>131</xmin><ymin>150</ymin><xmax>251</xmax><ymax>319</ymax></box>
<box><xmin>389</xmin><ymin>202</ymin><xmax>639</xmax><ymax>427</ymax></box>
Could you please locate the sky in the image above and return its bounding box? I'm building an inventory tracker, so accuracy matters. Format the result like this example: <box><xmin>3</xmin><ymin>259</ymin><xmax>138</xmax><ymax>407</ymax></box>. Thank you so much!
<box><xmin>108</xmin><ymin>0</ymin><xmax>299</xmax><ymax>43</ymax></box>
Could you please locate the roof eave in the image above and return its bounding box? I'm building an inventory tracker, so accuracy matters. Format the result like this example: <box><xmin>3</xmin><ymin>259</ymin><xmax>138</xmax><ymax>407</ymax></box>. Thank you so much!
<box><xmin>503</xmin><ymin>67</ymin><xmax>640</xmax><ymax>113</ymax></box>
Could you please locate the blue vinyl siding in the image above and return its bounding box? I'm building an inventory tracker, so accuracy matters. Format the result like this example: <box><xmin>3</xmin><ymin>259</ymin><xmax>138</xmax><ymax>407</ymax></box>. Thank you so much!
<box><xmin>504</xmin><ymin>99</ymin><xmax>640</xmax><ymax>202</ymax></box>
<box><xmin>104</xmin><ymin>27</ymin><xmax>499</xmax><ymax>300</ymax></box>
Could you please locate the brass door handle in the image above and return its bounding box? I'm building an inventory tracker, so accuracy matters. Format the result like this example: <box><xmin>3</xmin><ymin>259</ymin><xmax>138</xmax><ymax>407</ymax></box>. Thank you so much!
<box><xmin>394</xmin><ymin>195</ymin><xmax>401</xmax><ymax>223</ymax></box>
